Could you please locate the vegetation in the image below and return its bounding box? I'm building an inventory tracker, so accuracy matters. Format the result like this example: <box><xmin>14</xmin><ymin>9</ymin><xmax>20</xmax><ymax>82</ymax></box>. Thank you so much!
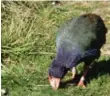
<box><xmin>1</xmin><ymin>1</ymin><xmax>110</xmax><ymax>96</ymax></box>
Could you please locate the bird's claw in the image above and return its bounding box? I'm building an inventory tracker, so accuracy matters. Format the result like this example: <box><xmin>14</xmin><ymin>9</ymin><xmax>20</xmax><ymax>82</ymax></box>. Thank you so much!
<box><xmin>77</xmin><ymin>81</ymin><xmax>86</xmax><ymax>88</ymax></box>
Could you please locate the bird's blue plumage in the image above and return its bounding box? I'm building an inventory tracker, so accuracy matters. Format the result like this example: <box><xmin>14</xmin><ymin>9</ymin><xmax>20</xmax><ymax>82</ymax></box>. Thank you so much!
<box><xmin>49</xmin><ymin>14</ymin><xmax>107</xmax><ymax>78</ymax></box>
<box><xmin>49</xmin><ymin>48</ymin><xmax>100</xmax><ymax>78</ymax></box>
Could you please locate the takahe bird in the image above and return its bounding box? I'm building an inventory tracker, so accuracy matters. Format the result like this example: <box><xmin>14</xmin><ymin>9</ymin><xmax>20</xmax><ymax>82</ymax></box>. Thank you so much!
<box><xmin>48</xmin><ymin>13</ymin><xmax>107</xmax><ymax>90</ymax></box>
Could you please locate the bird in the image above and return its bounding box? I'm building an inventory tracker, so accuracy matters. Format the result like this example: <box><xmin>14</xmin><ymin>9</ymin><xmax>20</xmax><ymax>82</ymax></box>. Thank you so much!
<box><xmin>48</xmin><ymin>13</ymin><xmax>107</xmax><ymax>90</ymax></box>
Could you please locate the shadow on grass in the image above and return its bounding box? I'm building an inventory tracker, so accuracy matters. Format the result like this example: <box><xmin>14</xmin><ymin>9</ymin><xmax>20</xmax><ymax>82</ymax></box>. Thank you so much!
<box><xmin>59</xmin><ymin>59</ymin><xmax>110</xmax><ymax>88</ymax></box>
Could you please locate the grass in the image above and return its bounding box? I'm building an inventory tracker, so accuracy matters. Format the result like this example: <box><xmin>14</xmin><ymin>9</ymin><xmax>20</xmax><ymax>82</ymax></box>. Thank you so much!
<box><xmin>1</xmin><ymin>1</ymin><xmax>110</xmax><ymax>96</ymax></box>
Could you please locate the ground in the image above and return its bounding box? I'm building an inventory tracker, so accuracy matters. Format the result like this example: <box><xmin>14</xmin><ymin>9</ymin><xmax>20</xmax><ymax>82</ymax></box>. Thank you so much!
<box><xmin>1</xmin><ymin>1</ymin><xmax>110</xmax><ymax>96</ymax></box>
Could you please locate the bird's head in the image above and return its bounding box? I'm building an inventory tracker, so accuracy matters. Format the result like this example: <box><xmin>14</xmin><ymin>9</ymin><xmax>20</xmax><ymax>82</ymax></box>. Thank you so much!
<box><xmin>48</xmin><ymin>59</ymin><xmax>67</xmax><ymax>90</ymax></box>
<box><xmin>48</xmin><ymin>75</ymin><xmax>60</xmax><ymax>90</ymax></box>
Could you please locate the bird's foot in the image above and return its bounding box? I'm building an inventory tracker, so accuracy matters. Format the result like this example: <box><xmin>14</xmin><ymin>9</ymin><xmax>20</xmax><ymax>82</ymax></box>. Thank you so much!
<box><xmin>77</xmin><ymin>81</ymin><xmax>86</xmax><ymax>88</ymax></box>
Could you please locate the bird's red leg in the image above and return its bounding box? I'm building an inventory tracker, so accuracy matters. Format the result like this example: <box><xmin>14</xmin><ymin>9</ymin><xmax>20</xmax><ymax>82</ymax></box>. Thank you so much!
<box><xmin>77</xmin><ymin>65</ymin><xmax>89</xmax><ymax>88</ymax></box>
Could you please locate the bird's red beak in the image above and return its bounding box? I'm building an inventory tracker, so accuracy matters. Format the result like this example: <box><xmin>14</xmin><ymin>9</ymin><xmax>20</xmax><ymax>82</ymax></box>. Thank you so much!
<box><xmin>48</xmin><ymin>75</ymin><xmax>60</xmax><ymax>90</ymax></box>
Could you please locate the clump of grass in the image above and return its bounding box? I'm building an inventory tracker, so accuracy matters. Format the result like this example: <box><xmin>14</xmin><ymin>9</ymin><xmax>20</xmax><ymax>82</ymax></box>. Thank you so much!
<box><xmin>1</xmin><ymin>1</ymin><xmax>96</xmax><ymax>58</ymax></box>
